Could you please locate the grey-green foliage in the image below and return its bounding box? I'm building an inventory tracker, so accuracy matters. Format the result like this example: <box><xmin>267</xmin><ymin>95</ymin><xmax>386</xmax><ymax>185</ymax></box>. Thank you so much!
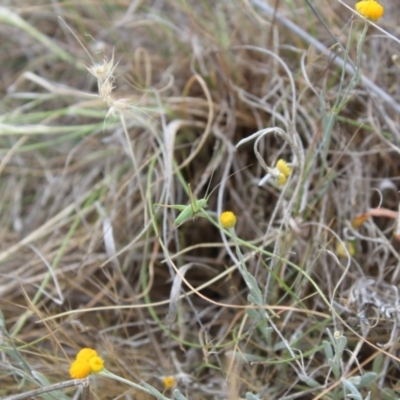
<box><xmin>343</xmin><ymin>379</ymin><xmax>371</xmax><ymax>400</ymax></box>
<box><xmin>322</xmin><ymin>329</ymin><xmax>376</xmax><ymax>400</ymax></box>
<box><xmin>350</xmin><ymin>372</ymin><xmax>378</xmax><ymax>389</ymax></box>
<box><xmin>302</xmin><ymin>376</ymin><xmax>320</xmax><ymax>388</ymax></box>
<box><xmin>323</xmin><ymin>329</ymin><xmax>347</xmax><ymax>380</ymax></box>
<box><xmin>142</xmin><ymin>383</ymin><xmax>172</xmax><ymax>400</ymax></box>
<box><xmin>233</xmin><ymin>231</ymin><xmax>273</xmax><ymax>343</ymax></box>
<box><xmin>173</xmin><ymin>389</ymin><xmax>187</xmax><ymax>400</ymax></box>
<box><xmin>246</xmin><ymin>392</ymin><xmax>261</xmax><ymax>400</ymax></box>
<box><xmin>0</xmin><ymin>310</ymin><xmax>70</xmax><ymax>400</ymax></box>
<box><xmin>246</xmin><ymin>306</ymin><xmax>272</xmax><ymax>345</ymax></box>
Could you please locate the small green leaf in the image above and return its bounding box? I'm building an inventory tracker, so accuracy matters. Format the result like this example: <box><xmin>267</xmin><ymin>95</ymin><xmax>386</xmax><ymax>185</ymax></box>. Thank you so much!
<box><xmin>246</xmin><ymin>308</ymin><xmax>259</xmax><ymax>320</ymax></box>
<box><xmin>246</xmin><ymin>392</ymin><xmax>260</xmax><ymax>400</ymax></box>
<box><xmin>335</xmin><ymin>335</ymin><xmax>348</xmax><ymax>356</ymax></box>
<box><xmin>303</xmin><ymin>376</ymin><xmax>320</xmax><ymax>388</ymax></box>
<box><xmin>247</xmin><ymin>293</ymin><xmax>261</xmax><ymax>306</ymax></box>
<box><xmin>372</xmin><ymin>353</ymin><xmax>384</xmax><ymax>373</ymax></box>
<box><xmin>326</xmin><ymin>328</ymin><xmax>335</xmax><ymax>343</ymax></box>
<box><xmin>322</xmin><ymin>340</ymin><xmax>333</xmax><ymax>360</ymax></box>
<box><xmin>142</xmin><ymin>382</ymin><xmax>171</xmax><ymax>400</ymax></box>
<box><xmin>358</xmin><ymin>372</ymin><xmax>377</xmax><ymax>388</ymax></box>
<box><xmin>174</xmin><ymin>389</ymin><xmax>188</xmax><ymax>400</ymax></box>
<box><xmin>343</xmin><ymin>378</ymin><xmax>363</xmax><ymax>399</ymax></box>
<box><xmin>328</xmin><ymin>359</ymin><xmax>340</xmax><ymax>379</ymax></box>
<box><xmin>258</xmin><ymin>323</ymin><xmax>272</xmax><ymax>343</ymax></box>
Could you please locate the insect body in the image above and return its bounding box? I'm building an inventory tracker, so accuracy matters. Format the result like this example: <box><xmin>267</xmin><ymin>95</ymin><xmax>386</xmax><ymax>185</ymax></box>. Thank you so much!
<box><xmin>155</xmin><ymin>183</ymin><xmax>211</xmax><ymax>227</ymax></box>
<box><xmin>168</xmin><ymin>184</ymin><xmax>209</xmax><ymax>226</ymax></box>
<box><xmin>156</xmin><ymin>165</ymin><xmax>248</xmax><ymax>227</ymax></box>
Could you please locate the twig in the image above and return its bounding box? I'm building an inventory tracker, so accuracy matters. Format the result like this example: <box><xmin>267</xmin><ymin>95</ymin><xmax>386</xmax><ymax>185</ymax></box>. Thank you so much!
<box><xmin>3</xmin><ymin>378</ymin><xmax>89</xmax><ymax>400</ymax></box>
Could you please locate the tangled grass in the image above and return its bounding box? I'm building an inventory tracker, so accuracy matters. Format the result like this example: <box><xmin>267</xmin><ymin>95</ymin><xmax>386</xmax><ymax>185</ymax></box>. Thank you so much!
<box><xmin>1</xmin><ymin>1</ymin><xmax>400</xmax><ymax>399</ymax></box>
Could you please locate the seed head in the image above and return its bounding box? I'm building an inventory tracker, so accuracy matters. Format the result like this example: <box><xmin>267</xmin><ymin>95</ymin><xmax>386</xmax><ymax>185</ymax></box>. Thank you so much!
<box><xmin>99</xmin><ymin>78</ymin><xmax>114</xmax><ymax>102</ymax></box>
<box><xmin>86</xmin><ymin>52</ymin><xmax>117</xmax><ymax>84</ymax></box>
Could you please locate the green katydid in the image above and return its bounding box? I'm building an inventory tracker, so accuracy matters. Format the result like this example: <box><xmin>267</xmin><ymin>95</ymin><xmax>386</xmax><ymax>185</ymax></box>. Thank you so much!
<box><xmin>172</xmin><ymin>183</ymin><xmax>209</xmax><ymax>226</ymax></box>
<box><xmin>156</xmin><ymin>166</ymin><xmax>249</xmax><ymax>227</ymax></box>
<box><xmin>155</xmin><ymin>182</ymin><xmax>215</xmax><ymax>227</ymax></box>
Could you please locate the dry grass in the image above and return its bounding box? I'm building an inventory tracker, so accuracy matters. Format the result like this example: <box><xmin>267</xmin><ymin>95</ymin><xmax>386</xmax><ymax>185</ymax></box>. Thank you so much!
<box><xmin>1</xmin><ymin>0</ymin><xmax>400</xmax><ymax>399</ymax></box>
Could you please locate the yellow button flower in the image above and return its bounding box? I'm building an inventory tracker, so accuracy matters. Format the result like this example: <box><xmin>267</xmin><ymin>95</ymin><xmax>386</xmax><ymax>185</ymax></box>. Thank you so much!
<box><xmin>89</xmin><ymin>356</ymin><xmax>105</xmax><ymax>373</ymax></box>
<box><xmin>70</xmin><ymin>359</ymin><xmax>91</xmax><ymax>379</ymax></box>
<box><xmin>70</xmin><ymin>348</ymin><xmax>104</xmax><ymax>379</ymax></box>
<box><xmin>76</xmin><ymin>348</ymin><xmax>98</xmax><ymax>362</ymax></box>
<box><xmin>220</xmin><ymin>211</ymin><xmax>237</xmax><ymax>229</ymax></box>
<box><xmin>355</xmin><ymin>0</ymin><xmax>384</xmax><ymax>21</ymax></box>
<box><xmin>336</xmin><ymin>241</ymin><xmax>356</xmax><ymax>258</ymax></box>
<box><xmin>277</xmin><ymin>173</ymin><xmax>288</xmax><ymax>186</ymax></box>
<box><xmin>275</xmin><ymin>159</ymin><xmax>291</xmax><ymax>186</ymax></box>
<box><xmin>162</xmin><ymin>375</ymin><xmax>176</xmax><ymax>389</ymax></box>
<box><xmin>276</xmin><ymin>159</ymin><xmax>291</xmax><ymax>178</ymax></box>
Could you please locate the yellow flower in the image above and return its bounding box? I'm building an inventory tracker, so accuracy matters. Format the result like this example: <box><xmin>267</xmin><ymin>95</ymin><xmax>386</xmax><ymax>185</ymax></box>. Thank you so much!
<box><xmin>70</xmin><ymin>348</ymin><xmax>104</xmax><ymax>379</ymax></box>
<box><xmin>89</xmin><ymin>356</ymin><xmax>104</xmax><ymax>373</ymax></box>
<box><xmin>70</xmin><ymin>359</ymin><xmax>91</xmax><ymax>379</ymax></box>
<box><xmin>262</xmin><ymin>158</ymin><xmax>292</xmax><ymax>187</ymax></box>
<box><xmin>220</xmin><ymin>211</ymin><xmax>237</xmax><ymax>229</ymax></box>
<box><xmin>336</xmin><ymin>241</ymin><xmax>356</xmax><ymax>258</ymax></box>
<box><xmin>355</xmin><ymin>0</ymin><xmax>384</xmax><ymax>21</ymax></box>
<box><xmin>76</xmin><ymin>348</ymin><xmax>98</xmax><ymax>362</ymax></box>
<box><xmin>274</xmin><ymin>159</ymin><xmax>291</xmax><ymax>186</ymax></box>
<box><xmin>276</xmin><ymin>159</ymin><xmax>291</xmax><ymax>178</ymax></box>
<box><xmin>277</xmin><ymin>173</ymin><xmax>288</xmax><ymax>186</ymax></box>
<box><xmin>162</xmin><ymin>375</ymin><xmax>176</xmax><ymax>389</ymax></box>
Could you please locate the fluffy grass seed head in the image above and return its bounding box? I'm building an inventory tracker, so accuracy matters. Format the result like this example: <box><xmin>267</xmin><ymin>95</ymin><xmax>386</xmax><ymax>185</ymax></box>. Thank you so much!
<box><xmin>220</xmin><ymin>211</ymin><xmax>236</xmax><ymax>229</ymax></box>
<box><xmin>70</xmin><ymin>359</ymin><xmax>91</xmax><ymax>379</ymax></box>
<box><xmin>86</xmin><ymin>51</ymin><xmax>117</xmax><ymax>84</ymax></box>
<box><xmin>162</xmin><ymin>375</ymin><xmax>176</xmax><ymax>389</ymax></box>
<box><xmin>355</xmin><ymin>0</ymin><xmax>384</xmax><ymax>21</ymax></box>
